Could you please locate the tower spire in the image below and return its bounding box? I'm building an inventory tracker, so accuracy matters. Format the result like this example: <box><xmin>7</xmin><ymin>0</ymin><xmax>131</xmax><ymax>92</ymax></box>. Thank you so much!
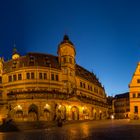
<box><xmin>13</xmin><ymin>40</ymin><xmax>17</xmax><ymax>55</ymax></box>
<box><xmin>12</xmin><ymin>41</ymin><xmax>20</xmax><ymax>59</ymax></box>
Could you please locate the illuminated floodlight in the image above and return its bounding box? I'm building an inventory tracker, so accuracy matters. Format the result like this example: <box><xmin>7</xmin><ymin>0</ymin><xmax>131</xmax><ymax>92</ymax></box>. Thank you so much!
<box><xmin>44</xmin><ymin>104</ymin><xmax>49</xmax><ymax>109</ymax></box>
<box><xmin>16</xmin><ymin>105</ymin><xmax>22</xmax><ymax>110</ymax></box>
<box><xmin>58</xmin><ymin>105</ymin><xmax>61</xmax><ymax>109</ymax></box>
<box><xmin>82</xmin><ymin>107</ymin><xmax>85</xmax><ymax>110</ymax></box>
<box><xmin>111</xmin><ymin>115</ymin><xmax>114</xmax><ymax>119</ymax></box>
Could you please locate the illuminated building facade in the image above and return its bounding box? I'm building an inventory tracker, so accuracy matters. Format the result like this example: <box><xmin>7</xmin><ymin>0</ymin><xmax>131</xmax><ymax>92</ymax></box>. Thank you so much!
<box><xmin>0</xmin><ymin>35</ymin><xmax>108</xmax><ymax>122</ymax></box>
<box><xmin>113</xmin><ymin>92</ymin><xmax>129</xmax><ymax>119</ymax></box>
<box><xmin>107</xmin><ymin>96</ymin><xmax>114</xmax><ymax>119</ymax></box>
<box><xmin>129</xmin><ymin>63</ymin><xmax>140</xmax><ymax>119</ymax></box>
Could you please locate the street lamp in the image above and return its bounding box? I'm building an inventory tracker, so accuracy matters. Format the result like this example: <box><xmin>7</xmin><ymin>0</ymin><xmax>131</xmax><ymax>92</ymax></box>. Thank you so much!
<box><xmin>111</xmin><ymin>115</ymin><xmax>114</xmax><ymax>120</ymax></box>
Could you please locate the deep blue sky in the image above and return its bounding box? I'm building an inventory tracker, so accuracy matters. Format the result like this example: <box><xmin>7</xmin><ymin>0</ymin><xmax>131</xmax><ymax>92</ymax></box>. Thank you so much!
<box><xmin>0</xmin><ymin>0</ymin><xmax>140</xmax><ymax>96</ymax></box>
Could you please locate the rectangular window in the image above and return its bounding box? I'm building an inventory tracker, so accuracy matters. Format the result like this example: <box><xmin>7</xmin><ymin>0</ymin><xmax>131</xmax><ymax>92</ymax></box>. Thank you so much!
<box><xmin>94</xmin><ymin>87</ymin><xmax>98</xmax><ymax>93</ymax></box>
<box><xmin>83</xmin><ymin>83</ymin><xmax>85</xmax><ymax>88</ymax></box>
<box><xmin>80</xmin><ymin>82</ymin><xmax>82</xmax><ymax>87</ymax></box>
<box><xmin>63</xmin><ymin>57</ymin><xmax>66</xmax><ymax>63</ymax></box>
<box><xmin>9</xmin><ymin>75</ymin><xmax>12</xmax><ymax>82</ymax></box>
<box><xmin>138</xmin><ymin>93</ymin><xmax>140</xmax><ymax>98</ymax></box>
<box><xmin>91</xmin><ymin>86</ymin><xmax>93</xmax><ymax>91</ymax></box>
<box><xmin>13</xmin><ymin>75</ymin><xmax>17</xmax><ymax>81</ymax></box>
<box><xmin>56</xmin><ymin>75</ymin><xmax>59</xmax><ymax>81</ymax></box>
<box><xmin>12</xmin><ymin>61</ymin><xmax>17</xmax><ymax>68</ymax></box>
<box><xmin>64</xmin><ymin>68</ymin><xmax>67</xmax><ymax>74</ymax></box>
<box><xmin>69</xmin><ymin>58</ymin><xmax>72</xmax><ymax>64</ymax></box>
<box><xmin>39</xmin><ymin>73</ymin><xmax>43</xmax><ymax>79</ymax></box>
<box><xmin>31</xmin><ymin>72</ymin><xmax>34</xmax><ymax>79</ymax></box>
<box><xmin>70</xmin><ymin>71</ymin><xmax>72</xmax><ymax>76</ymax></box>
<box><xmin>137</xmin><ymin>79</ymin><xmax>140</xmax><ymax>83</ymax></box>
<box><xmin>44</xmin><ymin>73</ymin><xmax>47</xmax><ymax>79</ymax></box>
<box><xmin>0</xmin><ymin>76</ymin><xmax>2</xmax><ymax>83</ymax></box>
<box><xmin>51</xmin><ymin>74</ymin><xmax>54</xmax><ymax>80</ymax></box>
<box><xmin>26</xmin><ymin>73</ymin><xmax>30</xmax><ymax>79</ymax></box>
<box><xmin>133</xmin><ymin>93</ymin><xmax>136</xmax><ymax>98</ymax></box>
<box><xmin>18</xmin><ymin>74</ymin><xmax>22</xmax><ymax>80</ymax></box>
<box><xmin>134</xmin><ymin>106</ymin><xmax>138</xmax><ymax>113</ymax></box>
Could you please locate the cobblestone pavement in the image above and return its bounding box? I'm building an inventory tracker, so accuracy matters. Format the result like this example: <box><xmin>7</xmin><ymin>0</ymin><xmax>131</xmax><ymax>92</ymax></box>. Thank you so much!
<box><xmin>0</xmin><ymin>119</ymin><xmax>140</xmax><ymax>140</ymax></box>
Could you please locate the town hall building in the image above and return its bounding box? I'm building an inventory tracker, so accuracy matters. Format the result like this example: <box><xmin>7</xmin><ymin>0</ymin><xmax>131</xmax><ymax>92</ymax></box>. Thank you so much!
<box><xmin>0</xmin><ymin>35</ymin><xmax>108</xmax><ymax>122</ymax></box>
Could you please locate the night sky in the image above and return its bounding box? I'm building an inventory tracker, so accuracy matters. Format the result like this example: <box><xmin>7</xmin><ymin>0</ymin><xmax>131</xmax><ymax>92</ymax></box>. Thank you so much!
<box><xmin>0</xmin><ymin>0</ymin><xmax>140</xmax><ymax>96</ymax></box>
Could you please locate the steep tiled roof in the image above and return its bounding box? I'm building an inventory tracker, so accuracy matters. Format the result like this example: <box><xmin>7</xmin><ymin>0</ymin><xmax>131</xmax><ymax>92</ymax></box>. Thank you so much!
<box><xmin>114</xmin><ymin>92</ymin><xmax>129</xmax><ymax>99</ymax></box>
<box><xmin>75</xmin><ymin>64</ymin><xmax>102</xmax><ymax>87</ymax></box>
<box><xmin>3</xmin><ymin>53</ymin><xmax>60</xmax><ymax>73</ymax></box>
<box><xmin>59</xmin><ymin>34</ymin><xmax>74</xmax><ymax>46</ymax></box>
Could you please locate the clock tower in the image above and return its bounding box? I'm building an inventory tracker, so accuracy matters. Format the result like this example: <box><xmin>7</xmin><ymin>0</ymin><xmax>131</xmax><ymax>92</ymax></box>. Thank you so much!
<box><xmin>57</xmin><ymin>35</ymin><xmax>76</xmax><ymax>94</ymax></box>
<box><xmin>57</xmin><ymin>35</ymin><xmax>76</xmax><ymax>68</ymax></box>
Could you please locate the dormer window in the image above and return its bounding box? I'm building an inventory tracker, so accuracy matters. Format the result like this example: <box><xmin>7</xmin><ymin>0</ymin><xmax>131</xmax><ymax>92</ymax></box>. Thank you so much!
<box><xmin>29</xmin><ymin>56</ymin><xmax>35</xmax><ymax>65</ymax></box>
<box><xmin>45</xmin><ymin>56</ymin><xmax>50</xmax><ymax>66</ymax></box>
<box><xmin>12</xmin><ymin>60</ymin><xmax>17</xmax><ymax>68</ymax></box>
<box><xmin>30</xmin><ymin>56</ymin><xmax>35</xmax><ymax>62</ymax></box>
<box><xmin>45</xmin><ymin>56</ymin><xmax>49</xmax><ymax>61</ymax></box>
